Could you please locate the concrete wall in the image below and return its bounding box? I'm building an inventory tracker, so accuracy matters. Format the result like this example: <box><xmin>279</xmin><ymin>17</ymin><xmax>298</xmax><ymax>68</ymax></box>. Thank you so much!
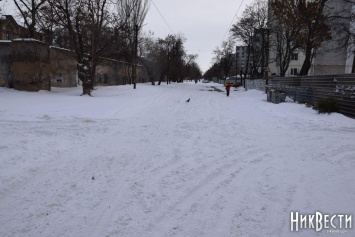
<box><xmin>0</xmin><ymin>41</ymin><xmax>12</xmax><ymax>87</ymax></box>
<box><xmin>12</xmin><ymin>39</ymin><xmax>50</xmax><ymax>91</ymax></box>
<box><xmin>0</xmin><ymin>40</ymin><xmax>148</xmax><ymax>91</ymax></box>
<box><xmin>95</xmin><ymin>59</ymin><xmax>148</xmax><ymax>86</ymax></box>
<box><xmin>50</xmin><ymin>47</ymin><xmax>78</xmax><ymax>87</ymax></box>
<box><xmin>96</xmin><ymin>58</ymin><xmax>120</xmax><ymax>86</ymax></box>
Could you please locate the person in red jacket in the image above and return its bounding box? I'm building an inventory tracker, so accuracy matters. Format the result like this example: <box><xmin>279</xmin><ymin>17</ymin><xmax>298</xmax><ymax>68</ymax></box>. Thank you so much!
<box><xmin>225</xmin><ymin>83</ymin><xmax>232</xmax><ymax>97</ymax></box>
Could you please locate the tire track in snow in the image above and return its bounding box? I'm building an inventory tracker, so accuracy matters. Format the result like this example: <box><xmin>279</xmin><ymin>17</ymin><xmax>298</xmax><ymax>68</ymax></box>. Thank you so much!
<box><xmin>81</xmin><ymin>85</ymin><xmax>229</xmax><ymax>236</ymax></box>
<box><xmin>141</xmin><ymin>87</ymin><xmax>286</xmax><ymax>236</ymax></box>
<box><xmin>148</xmin><ymin>146</ymin><xmax>272</xmax><ymax>236</ymax></box>
<box><xmin>80</xmin><ymin>87</ymin><xmax>195</xmax><ymax>237</ymax></box>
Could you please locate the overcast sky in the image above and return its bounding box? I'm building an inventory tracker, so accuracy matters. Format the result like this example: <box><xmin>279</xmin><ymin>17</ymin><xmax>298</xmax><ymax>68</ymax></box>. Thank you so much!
<box><xmin>1</xmin><ymin>0</ymin><xmax>254</xmax><ymax>73</ymax></box>
<box><xmin>144</xmin><ymin>0</ymin><xmax>254</xmax><ymax>73</ymax></box>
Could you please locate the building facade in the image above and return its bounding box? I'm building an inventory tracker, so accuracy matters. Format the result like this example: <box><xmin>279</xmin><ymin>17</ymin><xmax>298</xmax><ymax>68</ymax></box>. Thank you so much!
<box><xmin>236</xmin><ymin>46</ymin><xmax>253</xmax><ymax>76</ymax></box>
<box><xmin>0</xmin><ymin>15</ymin><xmax>43</xmax><ymax>41</ymax></box>
<box><xmin>267</xmin><ymin>0</ymin><xmax>354</xmax><ymax>76</ymax></box>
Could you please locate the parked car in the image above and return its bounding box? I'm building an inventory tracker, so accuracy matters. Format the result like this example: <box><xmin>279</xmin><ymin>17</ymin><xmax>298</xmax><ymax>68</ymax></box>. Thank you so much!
<box><xmin>225</xmin><ymin>79</ymin><xmax>241</xmax><ymax>87</ymax></box>
<box><xmin>202</xmin><ymin>79</ymin><xmax>210</xmax><ymax>83</ymax></box>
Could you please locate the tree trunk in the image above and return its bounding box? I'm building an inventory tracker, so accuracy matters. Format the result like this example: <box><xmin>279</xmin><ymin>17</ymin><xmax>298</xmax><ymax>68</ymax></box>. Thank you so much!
<box><xmin>158</xmin><ymin>69</ymin><xmax>167</xmax><ymax>85</ymax></box>
<box><xmin>279</xmin><ymin>61</ymin><xmax>285</xmax><ymax>77</ymax></box>
<box><xmin>81</xmin><ymin>79</ymin><xmax>92</xmax><ymax>96</ymax></box>
<box><xmin>243</xmin><ymin>43</ymin><xmax>251</xmax><ymax>87</ymax></box>
<box><xmin>300</xmin><ymin>58</ymin><xmax>312</xmax><ymax>75</ymax></box>
<box><xmin>158</xmin><ymin>72</ymin><xmax>165</xmax><ymax>85</ymax></box>
<box><xmin>132</xmin><ymin>25</ymin><xmax>138</xmax><ymax>89</ymax></box>
<box><xmin>299</xmin><ymin>0</ymin><xmax>327</xmax><ymax>76</ymax></box>
<box><xmin>299</xmin><ymin>47</ymin><xmax>313</xmax><ymax>75</ymax></box>
<box><xmin>78</xmin><ymin>59</ymin><xmax>92</xmax><ymax>96</ymax></box>
<box><xmin>351</xmin><ymin>52</ymin><xmax>355</xmax><ymax>73</ymax></box>
<box><xmin>280</xmin><ymin>59</ymin><xmax>288</xmax><ymax>77</ymax></box>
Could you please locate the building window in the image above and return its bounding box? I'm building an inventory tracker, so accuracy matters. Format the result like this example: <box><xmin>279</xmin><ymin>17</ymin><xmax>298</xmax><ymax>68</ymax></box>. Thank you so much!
<box><xmin>6</xmin><ymin>31</ymin><xmax>12</xmax><ymax>40</ymax></box>
<box><xmin>291</xmin><ymin>53</ymin><xmax>298</xmax><ymax>60</ymax></box>
<box><xmin>290</xmin><ymin>68</ymin><xmax>298</xmax><ymax>75</ymax></box>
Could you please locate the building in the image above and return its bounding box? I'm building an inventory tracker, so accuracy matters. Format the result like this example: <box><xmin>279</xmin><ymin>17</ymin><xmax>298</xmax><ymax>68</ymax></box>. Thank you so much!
<box><xmin>236</xmin><ymin>46</ymin><xmax>252</xmax><ymax>76</ymax></box>
<box><xmin>272</xmin><ymin>50</ymin><xmax>306</xmax><ymax>77</ymax></box>
<box><xmin>236</xmin><ymin>28</ymin><xmax>271</xmax><ymax>78</ymax></box>
<box><xmin>0</xmin><ymin>15</ymin><xmax>43</xmax><ymax>41</ymax></box>
<box><xmin>0</xmin><ymin>15</ymin><xmax>22</xmax><ymax>40</ymax></box>
<box><xmin>267</xmin><ymin>0</ymin><xmax>354</xmax><ymax>76</ymax></box>
<box><xmin>312</xmin><ymin>0</ymin><xmax>353</xmax><ymax>75</ymax></box>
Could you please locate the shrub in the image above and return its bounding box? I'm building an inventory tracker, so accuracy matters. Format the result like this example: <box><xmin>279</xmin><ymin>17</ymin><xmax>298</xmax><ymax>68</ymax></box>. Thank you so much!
<box><xmin>314</xmin><ymin>98</ymin><xmax>339</xmax><ymax>114</ymax></box>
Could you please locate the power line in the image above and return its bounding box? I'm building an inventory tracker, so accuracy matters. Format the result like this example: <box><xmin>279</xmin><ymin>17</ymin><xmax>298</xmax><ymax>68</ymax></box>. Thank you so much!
<box><xmin>221</xmin><ymin>0</ymin><xmax>245</xmax><ymax>42</ymax></box>
<box><xmin>150</xmin><ymin>0</ymin><xmax>175</xmax><ymax>35</ymax></box>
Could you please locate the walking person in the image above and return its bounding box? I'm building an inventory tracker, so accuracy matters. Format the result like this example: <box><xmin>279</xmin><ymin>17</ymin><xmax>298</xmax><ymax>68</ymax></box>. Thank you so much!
<box><xmin>225</xmin><ymin>83</ymin><xmax>232</xmax><ymax>97</ymax></box>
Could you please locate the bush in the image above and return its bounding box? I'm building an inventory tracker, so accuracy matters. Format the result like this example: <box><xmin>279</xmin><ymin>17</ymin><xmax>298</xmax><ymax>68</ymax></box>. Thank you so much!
<box><xmin>314</xmin><ymin>98</ymin><xmax>339</xmax><ymax>114</ymax></box>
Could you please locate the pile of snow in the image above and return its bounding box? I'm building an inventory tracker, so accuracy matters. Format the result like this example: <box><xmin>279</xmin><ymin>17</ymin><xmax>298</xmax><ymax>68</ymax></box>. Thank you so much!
<box><xmin>0</xmin><ymin>82</ymin><xmax>354</xmax><ymax>237</ymax></box>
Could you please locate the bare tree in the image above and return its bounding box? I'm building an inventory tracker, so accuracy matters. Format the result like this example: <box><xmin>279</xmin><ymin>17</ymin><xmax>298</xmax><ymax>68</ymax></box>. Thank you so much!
<box><xmin>13</xmin><ymin>0</ymin><xmax>47</xmax><ymax>38</ymax></box>
<box><xmin>269</xmin><ymin>0</ymin><xmax>304</xmax><ymax>77</ymax></box>
<box><xmin>169</xmin><ymin>36</ymin><xmax>187</xmax><ymax>83</ymax></box>
<box><xmin>117</xmin><ymin>0</ymin><xmax>149</xmax><ymax>89</ymax></box>
<box><xmin>230</xmin><ymin>0</ymin><xmax>268</xmax><ymax>80</ymax></box>
<box><xmin>183</xmin><ymin>54</ymin><xmax>201</xmax><ymax>82</ymax></box>
<box><xmin>269</xmin><ymin>0</ymin><xmax>331</xmax><ymax>76</ymax></box>
<box><xmin>155</xmin><ymin>34</ymin><xmax>178</xmax><ymax>85</ymax></box>
<box><xmin>139</xmin><ymin>31</ymin><xmax>159</xmax><ymax>85</ymax></box>
<box><xmin>48</xmin><ymin>0</ymin><xmax>117</xmax><ymax>96</ymax></box>
<box><xmin>204</xmin><ymin>62</ymin><xmax>222</xmax><ymax>80</ymax></box>
<box><xmin>140</xmin><ymin>34</ymin><xmax>195</xmax><ymax>85</ymax></box>
<box><xmin>185</xmin><ymin>60</ymin><xmax>202</xmax><ymax>81</ymax></box>
<box><xmin>212</xmin><ymin>37</ymin><xmax>236</xmax><ymax>79</ymax></box>
<box><xmin>297</xmin><ymin>0</ymin><xmax>332</xmax><ymax>75</ymax></box>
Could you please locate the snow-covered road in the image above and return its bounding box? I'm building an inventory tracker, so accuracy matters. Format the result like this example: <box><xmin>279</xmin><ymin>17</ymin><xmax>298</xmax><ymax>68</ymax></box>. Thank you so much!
<box><xmin>0</xmin><ymin>82</ymin><xmax>354</xmax><ymax>237</ymax></box>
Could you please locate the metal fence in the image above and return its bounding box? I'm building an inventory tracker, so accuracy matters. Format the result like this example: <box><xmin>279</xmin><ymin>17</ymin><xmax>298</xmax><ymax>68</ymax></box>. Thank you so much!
<box><xmin>268</xmin><ymin>74</ymin><xmax>355</xmax><ymax>118</ymax></box>
<box><xmin>245</xmin><ymin>79</ymin><xmax>265</xmax><ymax>91</ymax></box>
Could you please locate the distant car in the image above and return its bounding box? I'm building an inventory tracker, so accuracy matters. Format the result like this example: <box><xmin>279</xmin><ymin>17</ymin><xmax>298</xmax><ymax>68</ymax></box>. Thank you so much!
<box><xmin>225</xmin><ymin>79</ymin><xmax>241</xmax><ymax>87</ymax></box>
<box><xmin>202</xmin><ymin>79</ymin><xmax>210</xmax><ymax>83</ymax></box>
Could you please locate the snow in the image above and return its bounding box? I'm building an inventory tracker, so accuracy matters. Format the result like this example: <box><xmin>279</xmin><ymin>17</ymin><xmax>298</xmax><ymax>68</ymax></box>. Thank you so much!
<box><xmin>0</xmin><ymin>82</ymin><xmax>354</xmax><ymax>237</ymax></box>
<box><xmin>12</xmin><ymin>38</ymin><xmax>44</xmax><ymax>43</ymax></box>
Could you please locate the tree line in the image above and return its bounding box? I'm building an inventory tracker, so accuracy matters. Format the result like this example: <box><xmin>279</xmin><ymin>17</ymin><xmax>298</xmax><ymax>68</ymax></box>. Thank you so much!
<box><xmin>205</xmin><ymin>0</ymin><xmax>355</xmax><ymax>80</ymax></box>
<box><xmin>5</xmin><ymin>0</ymin><xmax>202</xmax><ymax>95</ymax></box>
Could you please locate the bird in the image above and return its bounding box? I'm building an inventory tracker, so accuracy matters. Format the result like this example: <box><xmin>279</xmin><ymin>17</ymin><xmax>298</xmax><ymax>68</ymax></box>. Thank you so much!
<box><xmin>186</xmin><ymin>98</ymin><xmax>190</xmax><ymax>103</ymax></box>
